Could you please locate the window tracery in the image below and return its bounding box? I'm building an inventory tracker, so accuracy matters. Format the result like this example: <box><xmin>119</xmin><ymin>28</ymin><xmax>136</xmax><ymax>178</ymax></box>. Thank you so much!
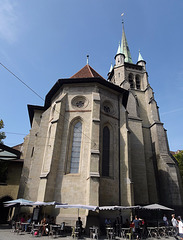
<box><xmin>69</xmin><ymin>121</ymin><xmax>82</xmax><ymax>173</ymax></box>
<box><xmin>102</xmin><ymin>126</ymin><xmax>110</xmax><ymax>177</ymax></box>
<box><xmin>136</xmin><ymin>75</ymin><xmax>141</xmax><ymax>90</ymax></box>
<box><xmin>128</xmin><ymin>73</ymin><xmax>134</xmax><ymax>88</ymax></box>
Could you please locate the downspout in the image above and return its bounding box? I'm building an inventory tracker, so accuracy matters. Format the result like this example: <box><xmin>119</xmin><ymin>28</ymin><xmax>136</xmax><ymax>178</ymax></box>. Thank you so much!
<box><xmin>118</xmin><ymin>94</ymin><xmax>121</xmax><ymax>206</ymax></box>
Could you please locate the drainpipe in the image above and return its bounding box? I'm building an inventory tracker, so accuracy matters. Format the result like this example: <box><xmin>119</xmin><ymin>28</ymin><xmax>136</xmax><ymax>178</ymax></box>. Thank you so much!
<box><xmin>118</xmin><ymin>94</ymin><xmax>121</xmax><ymax>206</ymax></box>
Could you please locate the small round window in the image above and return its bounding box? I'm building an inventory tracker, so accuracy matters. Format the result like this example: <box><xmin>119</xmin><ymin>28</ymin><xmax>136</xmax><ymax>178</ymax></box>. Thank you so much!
<box><xmin>71</xmin><ymin>96</ymin><xmax>88</xmax><ymax>109</ymax></box>
<box><xmin>104</xmin><ymin>105</ymin><xmax>110</xmax><ymax>113</ymax></box>
<box><xmin>102</xmin><ymin>101</ymin><xmax>114</xmax><ymax>115</ymax></box>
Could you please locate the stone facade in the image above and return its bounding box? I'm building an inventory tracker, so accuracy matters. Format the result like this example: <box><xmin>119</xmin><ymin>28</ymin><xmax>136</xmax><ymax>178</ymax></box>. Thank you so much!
<box><xmin>18</xmin><ymin>26</ymin><xmax>183</xmax><ymax>227</ymax></box>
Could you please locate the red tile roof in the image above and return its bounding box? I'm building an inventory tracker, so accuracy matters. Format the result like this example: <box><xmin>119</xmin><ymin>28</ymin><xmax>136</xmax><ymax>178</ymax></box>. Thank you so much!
<box><xmin>13</xmin><ymin>143</ymin><xmax>23</xmax><ymax>151</ymax></box>
<box><xmin>70</xmin><ymin>64</ymin><xmax>105</xmax><ymax>79</ymax></box>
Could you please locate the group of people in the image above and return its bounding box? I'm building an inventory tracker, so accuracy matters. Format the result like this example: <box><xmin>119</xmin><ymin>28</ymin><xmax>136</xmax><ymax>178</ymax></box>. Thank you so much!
<box><xmin>15</xmin><ymin>212</ymin><xmax>183</xmax><ymax>239</ymax></box>
<box><xmin>103</xmin><ymin>213</ymin><xmax>183</xmax><ymax>239</ymax></box>
<box><xmin>163</xmin><ymin>214</ymin><xmax>183</xmax><ymax>239</ymax></box>
<box><xmin>132</xmin><ymin>214</ymin><xmax>183</xmax><ymax>240</ymax></box>
<box><xmin>169</xmin><ymin>214</ymin><xmax>183</xmax><ymax>240</ymax></box>
<box><xmin>19</xmin><ymin>214</ymin><xmax>32</xmax><ymax>232</ymax></box>
<box><xmin>17</xmin><ymin>214</ymin><xmax>56</xmax><ymax>235</ymax></box>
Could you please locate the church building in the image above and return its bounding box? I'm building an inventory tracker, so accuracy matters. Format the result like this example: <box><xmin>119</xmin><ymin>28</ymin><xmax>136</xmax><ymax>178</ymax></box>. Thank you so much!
<box><xmin>18</xmin><ymin>23</ymin><xmax>183</xmax><ymax>226</ymax></box>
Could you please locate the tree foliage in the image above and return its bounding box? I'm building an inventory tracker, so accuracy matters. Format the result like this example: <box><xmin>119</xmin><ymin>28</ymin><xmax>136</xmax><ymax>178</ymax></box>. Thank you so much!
<box><xmin>174</xmin><ymin>150</ymin><xmax>183</xmax><ymax>184</ymax></box>
<box><xmin>0</xmin><ymin>119</ymin><xmax>8</xmax><ymax>183</ymax></box>
<box><xmin>0</xmin><ymin>119</ymin><xmax>6</xmax><ymax>144</ymax></box>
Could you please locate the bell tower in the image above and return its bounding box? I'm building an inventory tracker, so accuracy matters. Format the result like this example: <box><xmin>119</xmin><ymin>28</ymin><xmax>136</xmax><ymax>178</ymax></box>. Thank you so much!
<box><xmin>107</xmin><ymin>19</ymin><xmax>183</xmax><ymax>208</ymax></box>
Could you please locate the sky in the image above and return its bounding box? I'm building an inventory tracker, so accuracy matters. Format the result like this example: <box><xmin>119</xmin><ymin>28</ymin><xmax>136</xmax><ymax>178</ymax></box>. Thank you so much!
<box><xmin>0</xmin><ymin>0</ymin><xmax>183</xmax><ymax>151</ymax></box>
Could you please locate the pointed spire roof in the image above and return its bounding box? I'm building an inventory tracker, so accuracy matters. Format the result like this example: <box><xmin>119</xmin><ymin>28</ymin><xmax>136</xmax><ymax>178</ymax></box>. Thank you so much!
<box><xmin>70</xmin><ymin>64</ymin><xmax>105</xmax><ymax>79</ymax></box>
<box><xmin>116</xmin><ymin>41</ymin><xmax>123</xmax><ymax>55</ymax></box>
<box><xmin>138</xmin><ymin>50</ymin><xmax>144</xmax><ymax>62</ymax></box>
<box><xmin>121</xmin><ymin>22</ymin><xmax>133</xmax><ymax>63</ymax></box>
<box><xmin>109</xmin><ymin>62</ymin><xmax>113</xmax><ymax>73</ymax></box>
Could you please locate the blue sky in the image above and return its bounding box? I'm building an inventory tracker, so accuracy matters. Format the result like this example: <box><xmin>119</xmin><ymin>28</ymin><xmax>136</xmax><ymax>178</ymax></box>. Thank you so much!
<box><xmin>0</xmin><ymin>0</ymin><xmax>183</xmax><ymax>151</ymax></box>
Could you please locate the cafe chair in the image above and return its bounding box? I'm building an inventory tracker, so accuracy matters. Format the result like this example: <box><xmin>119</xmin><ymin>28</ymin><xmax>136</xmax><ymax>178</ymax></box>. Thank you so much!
<box><xmin>71</xmin><ymin>226</ymin><xmax>79</xmax><ymax>239</ymax></box>
<box><xmin>90</xmin><ymin>227</ymin><xmax>99</xmax><ymax>239</ymax></box>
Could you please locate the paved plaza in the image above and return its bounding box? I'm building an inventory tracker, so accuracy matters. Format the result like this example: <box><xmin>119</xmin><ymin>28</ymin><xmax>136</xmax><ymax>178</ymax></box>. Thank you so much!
<box><xmin>0</xmin><ymin>224</ymin><xmax>178</xmax><ymax>240</ymax></box>
<box><xmin>0</xmin><ymin>225</ymin><xmax>67</xmax><ymax>240</ymax></box>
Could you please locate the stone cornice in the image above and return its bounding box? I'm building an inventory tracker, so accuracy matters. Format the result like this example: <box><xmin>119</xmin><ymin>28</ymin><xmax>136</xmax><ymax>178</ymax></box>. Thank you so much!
<box><xmin>128</xmin><ymin>116</ymin><xmax>142</xmax><ymax>121</ymax></box>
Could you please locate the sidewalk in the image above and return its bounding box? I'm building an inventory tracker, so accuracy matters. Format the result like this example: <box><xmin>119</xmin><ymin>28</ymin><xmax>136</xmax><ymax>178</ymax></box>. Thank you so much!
<box><xmin>0</xmin><ymin>225</ymin><xmax>178</xmax><ymax>240</ymax></box>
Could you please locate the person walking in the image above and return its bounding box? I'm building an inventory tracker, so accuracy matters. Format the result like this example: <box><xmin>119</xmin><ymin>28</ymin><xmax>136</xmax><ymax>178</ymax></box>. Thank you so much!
<box><xmin>177</xmin><ymin>217</ymin><xmax>183</xmax><ymax>240</ymax></box>
<box><xmin>133</xmin><ymin>215</ymin><xmax>142</xmax><ymax>239</ymax></box>
<box><xmin>171</xmin><ymin>214</ymin><xmax>178</xmax><ymax>238</ymax></box>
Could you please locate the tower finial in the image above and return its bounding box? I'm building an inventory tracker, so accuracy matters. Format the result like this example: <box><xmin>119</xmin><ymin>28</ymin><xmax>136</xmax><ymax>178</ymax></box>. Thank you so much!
<box><xmin>121</xmin><ymin>12</ymin><xmax>124</xmax><ymax>24</ymax></box>
<box><xmin>87</xmin><ymin>55</ymin><xmax>89</xmax><ymax>65</ymax></box>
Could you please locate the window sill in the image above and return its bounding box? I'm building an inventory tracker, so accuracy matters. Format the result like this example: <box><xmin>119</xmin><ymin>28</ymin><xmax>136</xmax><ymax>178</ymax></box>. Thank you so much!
<box><xmin>0</xmin><ymin>182</ymin><xmax>7</xmax><ymax>185</ymax></box>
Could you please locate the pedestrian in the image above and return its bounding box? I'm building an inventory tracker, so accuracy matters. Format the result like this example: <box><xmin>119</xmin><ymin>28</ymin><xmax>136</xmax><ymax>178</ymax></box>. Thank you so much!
<box><xmin>177</xmin><ymin>217</ymin><xmax>183</xmax><ymax>240</ymax></box>
<box><xmin>133</xmin><ymin>215</ymin><xmax>142</xmax><ymax>239</ymax></box>
<box><xmin>171</xmin><ymin>214</ymin><xmax>178</xmax><ymax>237</ymax></box>
<box><xmin>163</xmin><ymin>214</ymin><xmax>168</xmax><ymax>226</ymax></box>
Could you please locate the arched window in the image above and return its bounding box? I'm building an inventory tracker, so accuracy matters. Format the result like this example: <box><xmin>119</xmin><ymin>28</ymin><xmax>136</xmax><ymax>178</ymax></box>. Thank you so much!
<box><xmin>128</xmin><ymin>73</ymin><xmax>134</xmax><ymax>89</ymax></box>
<box><xmin>136</xmin><ymin>75</ymin><xmax>141</xmax><ymax>90</ymax></box>
<box><xmin>102</xmin><ymin>126</ymin><xmax>110</xmax><ymax>176</ymax></box>
<box><xmin>70</xmin><ymin>121</ymin><xmax>82</xmax><ymax>173</ymax></box>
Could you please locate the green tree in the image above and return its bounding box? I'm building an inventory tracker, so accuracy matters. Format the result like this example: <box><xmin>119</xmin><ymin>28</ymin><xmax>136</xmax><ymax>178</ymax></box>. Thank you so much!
<box><xmin>0</xmin><ymin>119</ymin><xmax>8</xmax><ymax>183</ymax></box>
<box><xmin>174</xmin><ymin>150</ymin><xmax>183</xmax><ymax>184</ymax></box>
<box><xmin>0</xmin><ymin>119</ymin><xmax>6</xmax><ymax>144</ymax></box>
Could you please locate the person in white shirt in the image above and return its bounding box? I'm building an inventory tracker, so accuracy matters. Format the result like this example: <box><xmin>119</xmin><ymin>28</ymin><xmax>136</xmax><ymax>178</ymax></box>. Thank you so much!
<box><xmin>177</xmin><ymin>217</ymin><xmax>183</xmax><ymax>240</ymax></box>
<box><xmin>171</xmin><ymin>214</ymin><xmax>178</xmax><ymax>237</ymax></box>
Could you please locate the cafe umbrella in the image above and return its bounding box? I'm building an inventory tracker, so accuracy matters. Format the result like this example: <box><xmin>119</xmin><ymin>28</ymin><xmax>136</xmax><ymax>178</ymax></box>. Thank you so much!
<box><xmin>142</xmin><ymin>204</ymin><xmax>174</xmax><ymax>211</ymax></box>
<box><xmin>3</xmin><ymin>198</ymin><xmax>34</xmax><ymax>221</ymax></box>
<box><xmin>20</xmin><ymin>201</ymin><xmax>65</xmax><ymax>218</ymax></box>
<box><xmin>4</xmin><ymin>198</ymin><xmax>34</xmax><ymax>207</ymax></box>
<box><xmin>99</xmin><ymin>205</ymin><xmax>141</xmax><ymax>210</ymax></box>
<box><xmin>141</xmin><ymin>203</ymin><xmax>174</xmax><ymax>226</ymax></box>
<box><xmin>55</xmin><ymin>204</ymin><xmax>98</xmax><ymax>217</ymax></box>
<box><xmin>99</xmin><ymin>205</ymin><xmax>141</xmax><ymax>224</ymax></box>
<box><xmin>20</xmin><ymin>201</ymin><xmax>64</xmax><ymax>207</ymax></box>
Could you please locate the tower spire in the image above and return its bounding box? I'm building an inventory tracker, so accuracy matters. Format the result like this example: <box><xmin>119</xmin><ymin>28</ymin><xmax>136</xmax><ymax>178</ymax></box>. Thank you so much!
<box><xmin>116</xmin><ymin>41</ymin><xmax>122</xmax><ymax>55</ymax></box>
<box><xmin>137</xmin><ymin>50</ymin><xmax>146</xmax><ymax>69</ymax></box>
<box><xmin>138</xmin><ymin>50</ymin><xmax>144</xmax><ymax>62</ymax></box>
<box><xmin>121</xmin><ymin>20</ymin><xmax>133</xmax><ymax>63</ymax></box>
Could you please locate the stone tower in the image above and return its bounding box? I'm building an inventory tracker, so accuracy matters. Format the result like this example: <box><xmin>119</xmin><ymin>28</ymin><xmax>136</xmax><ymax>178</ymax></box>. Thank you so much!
<box><xmin>108</xmin><ymin>22</ymin><xmax>183</xmax><ymax>209</ymax></box>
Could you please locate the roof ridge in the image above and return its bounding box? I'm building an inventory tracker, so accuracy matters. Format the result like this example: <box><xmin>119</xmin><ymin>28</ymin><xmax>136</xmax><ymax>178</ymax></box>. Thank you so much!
<box><xmin>88</xmin><ymin>65</ymin><xmax>105</xmax><ymax>79</ymax></box>
<box><xmin>87</xmin><ymin>64</ymin><xmax>94</xmax><ymax>77</ymax></box>
<box><xmin>70</xmin><ymin>64</ymin><xmax>105</xmax><ymax>79</ymax></box>
<box><xmin>71</xmin><ymin>65</ymin><xmax>88</xmax><ymax>78</ymax></box>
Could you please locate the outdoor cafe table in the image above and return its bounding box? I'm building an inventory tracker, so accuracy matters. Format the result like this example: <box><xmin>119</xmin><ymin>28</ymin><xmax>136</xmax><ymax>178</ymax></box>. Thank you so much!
<box><xmin>49</xmin><ymin>225</ymin><xmax>61</xmax><ymax>238</ymax></box>
<box><xmin>14</xmin><ymin>222</ymin><xmax>21</xmax><ymax>234</ymax></box>
<box><xmin>121</xmin><ymin>228</ymin><xmax>130</xmax><ymax>238</ymax></box>
<box><xmin>33</xmin><ymin>224</ymin><xmax>44</xmax><ymax>236</ymax></box>
<box><xmin>21</xmin><ymin>222</ymin><xmax>30</xmax><ymax>232</ymax></box>
<box><xmin>147</xmin><ymin>227</ymin><xmax>160</xmax><ymax>238</ymax></box>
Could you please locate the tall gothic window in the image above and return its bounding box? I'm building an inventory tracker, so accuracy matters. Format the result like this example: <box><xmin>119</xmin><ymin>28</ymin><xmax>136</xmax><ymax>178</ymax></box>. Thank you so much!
<box><xmin>70</xmin><ymin>121</ymin><xmax>82</xmax><ymax>173</ymax></box>
<box><xmin>128</xmin><ymin>73</ymin><xmax>134</xmax><ymax>89</ymax></box>
<box><xmin>136</xmin><ymin>75</ymin><xmax>141</xmax><ymax>90</ymax></box>
<box><xmin>102</xmin><ymin>126</ymin><xmax>110</xmax><ymax>176</ymax></box>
